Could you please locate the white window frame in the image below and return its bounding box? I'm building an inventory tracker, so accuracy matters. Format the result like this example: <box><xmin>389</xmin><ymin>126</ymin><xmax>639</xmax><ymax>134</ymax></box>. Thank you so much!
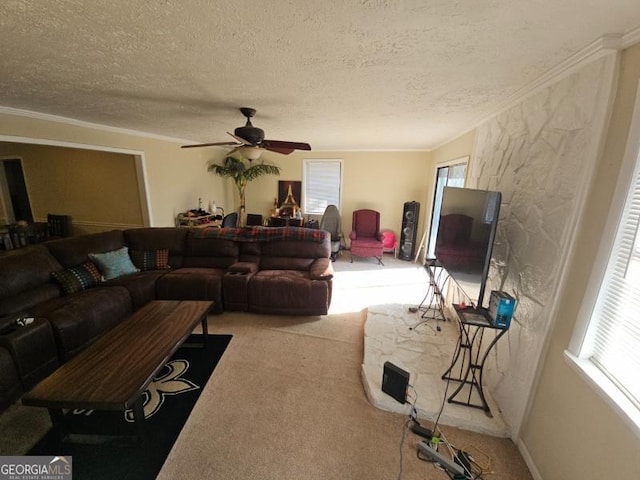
<box><xmin>424</xmin><ymin>156</ymin><xmax>469</xmax><ymax>260</ymax></box>
<box><xmin>565</xmin><ymin>82</ymin><xmax>640</xmax><ymax>438</ymax></box>
<box><xmin>302</xmin><ymin>159</ymin><xmax>343</xmax><ymax>215</ymax></box>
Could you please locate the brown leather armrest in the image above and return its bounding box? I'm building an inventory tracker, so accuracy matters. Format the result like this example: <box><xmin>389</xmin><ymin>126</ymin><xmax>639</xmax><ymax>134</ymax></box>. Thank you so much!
<box><xmin>227</xmin><ymin>262</ymin><xmax>258</xmax><ymax>274</ymax></box>
<box><xmin>310</xmin><ymin>258</ymin><xmax>334</xmax><ymax>280</ymax></box>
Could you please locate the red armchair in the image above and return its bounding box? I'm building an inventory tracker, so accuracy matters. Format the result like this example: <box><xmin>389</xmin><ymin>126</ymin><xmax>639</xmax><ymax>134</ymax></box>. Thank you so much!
<box><xmin>349</xmin><ymin>209</ymin><xmax>384</xmax><ymax>265</ymax></box>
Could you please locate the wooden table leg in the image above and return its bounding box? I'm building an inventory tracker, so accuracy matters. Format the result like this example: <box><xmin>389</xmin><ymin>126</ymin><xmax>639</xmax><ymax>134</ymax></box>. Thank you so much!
<box><xmin>201</xmin><ymin>314</ymin><xmax>208</xmax><ymax>347</ymax></box>
<box><xmin>49</xmin><ymin>408</ymin><xmax>68</xmax><ymax>443</ymax></box>
<box><xmin>132</xmin><ymin>396</ymin><xmax>146</xmax><ymax>445</ymax></box>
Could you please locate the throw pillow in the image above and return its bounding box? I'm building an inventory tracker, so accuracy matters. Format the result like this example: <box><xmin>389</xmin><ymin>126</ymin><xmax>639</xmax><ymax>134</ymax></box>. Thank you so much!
<box><xmin>52</xmin><ymin>261</ymin><xmax>103</xmax><ymax>294</ymax></box>
<box><xmin>89</xmin><ymin>247</ymin><xmax>139</xmax><ymax>281</ymax></box>
<box><xmin>129</xmin><ymin>249</ymin><xmax>171</xmax><ymax>271</ymax></box>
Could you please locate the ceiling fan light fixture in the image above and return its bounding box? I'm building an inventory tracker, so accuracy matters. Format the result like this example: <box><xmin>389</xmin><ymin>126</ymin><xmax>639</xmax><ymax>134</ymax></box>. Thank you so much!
<box><xmin>239</xmin><ymin>145</ymin><xmax>263</xmax><ymax>160</ymax></box>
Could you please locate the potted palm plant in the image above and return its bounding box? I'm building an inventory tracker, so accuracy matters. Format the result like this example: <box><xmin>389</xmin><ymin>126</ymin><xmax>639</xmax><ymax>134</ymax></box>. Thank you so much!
<box><xmin>208</xmin><ymin>156</ymin><xmax>280</xmax><ymax>226</ymax></box>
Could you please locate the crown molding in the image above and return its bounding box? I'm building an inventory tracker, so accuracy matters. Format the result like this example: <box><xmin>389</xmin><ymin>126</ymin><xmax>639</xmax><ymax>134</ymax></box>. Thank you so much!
<box><xmin>428</xmin><ymin>34</ymin><xmax>628</xmax><ymax>152</ymax></box>
<box><xmin>473</xmin><ymin>35</ymin><xmax>622</xmax><ymax>129</ymax></box>
<box><xmin>0</xmin><ymin>106</ymin><xmax>193</xmax><ymax>145</ymax></box>
<box><xmin>622</xmin><ymin>25</ymin><xmax>640</xmax><ymax>48</ymax></box>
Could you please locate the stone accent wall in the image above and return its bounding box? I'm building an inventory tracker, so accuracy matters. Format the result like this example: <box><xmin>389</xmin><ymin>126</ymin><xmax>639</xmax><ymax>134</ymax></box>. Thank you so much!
<box><xmin>471</xmin><ymin>53</ymin><xmax>618</xmax><ymax>437</ymax></box>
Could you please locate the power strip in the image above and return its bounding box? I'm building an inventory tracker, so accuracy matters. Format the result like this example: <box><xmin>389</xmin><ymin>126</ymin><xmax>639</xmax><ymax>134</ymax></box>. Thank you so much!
<box><xmin>416</xmin><ymin>440</ymin><xmax>465</xmax><ymax>477</ymax></box>
<box><xmin>410</xmin><ymin>422</ymin><xmax>433</xmax><ymax>439</ymax></box>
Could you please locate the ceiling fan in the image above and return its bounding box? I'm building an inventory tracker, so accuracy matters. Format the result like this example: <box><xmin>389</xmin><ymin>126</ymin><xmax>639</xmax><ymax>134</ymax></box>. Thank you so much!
<box><xmin>181</xmin><ymin>107</ymin><xmax>311</xmax><ymax>160</ymax></box>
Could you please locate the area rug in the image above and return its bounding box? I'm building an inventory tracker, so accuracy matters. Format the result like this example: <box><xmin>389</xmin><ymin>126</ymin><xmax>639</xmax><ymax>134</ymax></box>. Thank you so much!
<box><xmin>28</xmin><ymin>333</ymin><xmax>232</xmax><ymax>480</ymax></box>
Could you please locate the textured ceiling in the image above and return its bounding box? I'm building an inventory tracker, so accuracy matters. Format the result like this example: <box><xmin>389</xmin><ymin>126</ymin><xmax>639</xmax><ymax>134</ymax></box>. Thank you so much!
<box><xmin>1</xmin><ymin>0</ymin><xmax>640</xmax><ymax>151</ymax></box>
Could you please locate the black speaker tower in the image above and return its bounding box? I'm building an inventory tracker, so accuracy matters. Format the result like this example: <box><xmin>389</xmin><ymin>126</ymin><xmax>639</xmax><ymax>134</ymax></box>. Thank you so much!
<box><xmin>399</xmin><ymin>201</ymin><xmax>420</xmax><ymax>261</ymax></box>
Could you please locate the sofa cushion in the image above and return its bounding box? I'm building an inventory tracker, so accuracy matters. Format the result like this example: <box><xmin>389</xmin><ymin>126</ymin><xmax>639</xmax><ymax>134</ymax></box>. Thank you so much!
<box><xmin>51</xmin><ymin>261</ymin><xmax>102</xmax><ymax>294</ymax></box>
<box><xmin>0</xmin><ymin>245</ymin><xmax>63</xmax><ymax>317</ymax></box>
<box><xmin>0</xmin><ymin>347</ymin><xmax>22</xmax><ymax>412</ymax></box>
<box><xmin>129</xmin><ymin>249</ymin><xmax>171</xmax><ymax>271</ymax></box>
<box><xmin>248</xmin><ymin>270</ymin><xmax>330</xmax><ymax>316</ymax></box>
<box><xmin>89</xmin><ymin>247</ymin><xmax>139</xmax><ymax>280</ymax></box>
<box><xmin>46</xmin><ymin>230</ymin><xmax>126</xmax><ymax>268</ymax></box>
<box><xmin>259</xmin><ymin>234</ymin><xmax>331</xmax><ymax>268</ymax></box>
<box><xmin>105</xmin><ymin>271</ymin><xmax>167</xmax><ymax>310</ymax></box>
<box><xmin>124</xmin><ymin>227</ymin><xmax>187</xmax><ymax>269</ymax></box>
<box><xmin>183</xmin><ymin>233</ymin><xmax>239</xmax><ymax>269</ymax></box>
<box><xmin>155</xmin><ymin>268</ymin><xmax>225</xmax><ymax>313</ymax></box>
<box><xmin>45</xmin><ymin>286</ymin><xmax>132</xmax><ymax>360</ymax></box>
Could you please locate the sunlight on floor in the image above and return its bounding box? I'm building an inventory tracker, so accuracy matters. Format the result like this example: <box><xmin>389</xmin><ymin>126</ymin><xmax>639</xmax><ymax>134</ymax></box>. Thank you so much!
<box><xmin>329</xmin><ymin>254</ymin><xmax>429</xmax><ymax>314</ymax></box>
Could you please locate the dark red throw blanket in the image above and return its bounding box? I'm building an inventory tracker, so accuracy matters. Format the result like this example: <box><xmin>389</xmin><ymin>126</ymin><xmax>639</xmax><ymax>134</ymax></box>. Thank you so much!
<box><xmin>194</xmin><ymin>226</ymin><xmax>326</xmax><ymax>243</ymax></box>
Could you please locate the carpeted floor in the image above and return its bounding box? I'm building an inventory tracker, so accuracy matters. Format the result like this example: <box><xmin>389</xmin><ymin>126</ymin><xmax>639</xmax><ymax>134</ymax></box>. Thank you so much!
<box><xmin>0</xmin><ymin>255</ymin><xmax>534</xmax><ymax>479</ymax></box>
<box><xmin>157</xmin><ymin>310</ymin><xmax>533</xmax><ymax>480</ymax></box>
<box><xmin>27</xmin><ymin>334</ymin><xmax>231</xmax><ymax>480</ymax></box>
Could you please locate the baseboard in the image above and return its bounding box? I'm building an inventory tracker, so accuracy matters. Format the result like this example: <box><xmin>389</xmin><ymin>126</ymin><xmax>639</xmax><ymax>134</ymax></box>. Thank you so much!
<box><xmin>517</xmin><ymin>438</ymin><xmax>543</xmax><ymax>480</ymax></box>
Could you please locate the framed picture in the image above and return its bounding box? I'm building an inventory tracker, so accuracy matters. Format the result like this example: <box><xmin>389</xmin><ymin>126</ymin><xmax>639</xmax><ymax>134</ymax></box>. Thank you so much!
<box><xmin>278</xmin><ymin>180</ymin><xmax>301</xmax><ymax>206</ymax></box>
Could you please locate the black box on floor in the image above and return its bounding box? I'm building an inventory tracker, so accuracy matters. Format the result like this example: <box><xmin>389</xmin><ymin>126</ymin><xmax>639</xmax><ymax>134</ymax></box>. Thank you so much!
<box><xmin>382</xmin><ymin>362</ymin><xmax>409</xmax><ymax>404</ymax></box>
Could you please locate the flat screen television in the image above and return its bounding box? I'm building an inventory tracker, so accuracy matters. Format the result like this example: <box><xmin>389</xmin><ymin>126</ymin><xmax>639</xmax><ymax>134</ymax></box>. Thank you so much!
<box><xmin>433</xmin><ymin>186</ymin><xmax>501</xmax><ymax>308</ymax></box>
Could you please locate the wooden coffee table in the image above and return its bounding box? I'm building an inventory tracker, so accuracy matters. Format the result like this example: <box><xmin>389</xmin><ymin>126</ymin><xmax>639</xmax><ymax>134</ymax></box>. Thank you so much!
<box><xmin>22</xmin><ymin>300</ymin><xmax>213</xmax><ymax>443</ymax></box>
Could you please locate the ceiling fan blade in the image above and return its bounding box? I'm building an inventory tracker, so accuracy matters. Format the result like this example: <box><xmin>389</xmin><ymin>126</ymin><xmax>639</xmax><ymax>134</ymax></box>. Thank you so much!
<box><xmin>262</xmin><ymin>139</ymin><xmax>311</xmax><ymax>151</ymax></box>
<box><xmin>264</xmin><ymin>146</ymin><xmax>295</xmax><ymax>155</ymax></box>
<box><xmin>227</xmin><ymin>131</ymin><xmax>252</xmax><ymax>145</ymax></box>
<box><xmin>181</xmin><ymin>141</ymin><xmax>240</xmax><ymax>149</ymax></box>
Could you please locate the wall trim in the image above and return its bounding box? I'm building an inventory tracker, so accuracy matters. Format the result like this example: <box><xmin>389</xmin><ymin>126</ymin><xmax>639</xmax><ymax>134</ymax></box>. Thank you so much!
<box><xmin>34</xmin><ymin>219</ymin><xmax>146</xmax><ymax>230</ymax></box>
<box><xmin>1</xmin><ymin>135</ymin><xmax>153</xmax><ymax>227</ymax></box>
<box><xmin>0</xmin><ymin>134</ymin><xmax>145</xmax><ymax>156</ymax></box>
<box><xmin>517</xmin><ymin>439</ymin><xmax>543</xmax><ymax>480</ymax></box>
<box><xmin>0</xmin><ymin>106</ymin><xmax>193</xmax><ymax>145</ymax></box>
<box><xmin>622</xmin><ymin>25</ymin><xmax>640</xmax><ymax>48</ymax></box>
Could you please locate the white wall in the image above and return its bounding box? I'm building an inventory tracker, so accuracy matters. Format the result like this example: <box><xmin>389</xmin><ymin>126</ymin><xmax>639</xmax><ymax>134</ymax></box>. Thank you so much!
<box><xmin>519</xmin><ymin>43</ymin><xmax>640</xmax><ymax>480</ymax></box>
<box><xmin>471</xmin><ymin>52</ymin><xmax>619</xmax><ymax>438</ymax></box>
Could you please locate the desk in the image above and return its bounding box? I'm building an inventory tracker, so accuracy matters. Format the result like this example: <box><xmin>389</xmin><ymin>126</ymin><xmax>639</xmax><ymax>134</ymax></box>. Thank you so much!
<box><xmin>268</xmin><ymin>216</ymin><xmax>304</xmax><ymax>227</ymax></box>
<box><xmin>176</xmin><ymin>212</ymin><xmax>222</xmax><ymax>228</ymax></box>
<box><xmin>442</xmin><ymin>304</ymin><xmax>509</xmax><ymax>416</ymax></box>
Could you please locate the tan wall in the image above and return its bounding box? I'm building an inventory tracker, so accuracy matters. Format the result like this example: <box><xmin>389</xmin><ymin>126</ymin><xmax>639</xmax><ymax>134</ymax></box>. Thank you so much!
<box><xmin>430</xmin><ymin>130</ymin><xmax>476</xmax><ymax>171</ymax></box>
<box><xmin>0</xmin><ymin>112</ymin><xmax>231</xmax><ymax>229</ymax></box>
<box><xmin>520</xmin><ymin>45</ymin><xmax>640</xmax><ymax>478</ymax></box>
<box><xmin>0</xmin><ymin>112</ymin><xmax>434</xmax><ymax>245</ymax></box>
<box><xmin>0</xmin><ymin>142</ymin><xmax>143</xmax><ymax>235</ymax></box>
<box><xmin>241</xmin><ymin>150</ymin><xmax>432</xmax><ymax>248</ymax></box>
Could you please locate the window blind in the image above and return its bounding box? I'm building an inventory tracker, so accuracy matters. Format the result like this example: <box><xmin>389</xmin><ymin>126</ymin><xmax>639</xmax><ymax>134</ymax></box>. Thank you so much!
<box><xmin>585</xmin><ymin>151</ymin><xmax>640</xmax><ymax>409</ymax></box>
<box><xmin>303</xmin><ymin>160</ymin><xmax>342</xmax><ymax>214</ymax></box>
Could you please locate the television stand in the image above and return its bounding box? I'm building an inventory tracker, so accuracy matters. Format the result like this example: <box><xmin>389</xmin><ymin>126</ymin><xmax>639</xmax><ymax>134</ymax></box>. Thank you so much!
<box><xmin>414</xmin><ymin>259</ymin><xmax>448</xmax><ymax>329</ymax></box>
<box><xmin>441</xmin><ymin>304</ymin><xmax>509</xmax><ymax>416</ymax></box>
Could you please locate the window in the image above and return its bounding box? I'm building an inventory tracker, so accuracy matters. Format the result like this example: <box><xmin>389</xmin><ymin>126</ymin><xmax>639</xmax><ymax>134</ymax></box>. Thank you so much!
<box><xmin>302</xmin><ymin>159</ymin><xmax>342</xmax><ymax>215</ymax></box>
<box><xmin>567</xmin><ymin>97</ymin><xmax>640</xmax><ymax>432</ymax></box>
<box><xmin>426</xmin><ymin>159</ymin><xmax>467</xmax><ymax>259</ymax></box>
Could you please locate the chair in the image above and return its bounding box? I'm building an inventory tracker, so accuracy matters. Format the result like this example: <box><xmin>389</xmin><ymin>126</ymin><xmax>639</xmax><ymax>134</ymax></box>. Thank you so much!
<box><xmin>221</xmin><ymin>212</ymin><xmax>238</xmax><ymax>227</ymax></box>
<box><xmin>381</xmin><ymin>230</ymin><xmax>398</xmax><ymax>258</ymax></box>
<box><xmin>349</xmin><ymin>209</ymin><xmax>384</xmax><ymax>265</ymax></box>
<box><xmin>319</xmin><ymin>205</ymin><xmax>343</xmax><ymax>261</ymax></box>
<box><xmin>47</xmin><ymin>214</ymin><xmax>72</xmax><ymax>238</ymax></box>
<box><xmin>8</xmin><ymin>222</ymin><xmax>50</xmax><ymax>248</ymax></box>
<box><xmin>246</xmin><ymin>213</ymin><xmax>263</xmax><ymax>226</ymax></box>
<box><xmin>268</xmin><ymin>217</ymin><xmax>286</xmax><ymax>227</ymax></box>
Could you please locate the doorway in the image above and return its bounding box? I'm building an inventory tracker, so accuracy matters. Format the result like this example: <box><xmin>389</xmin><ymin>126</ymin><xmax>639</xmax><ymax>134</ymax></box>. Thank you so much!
<box><xmin>1</xmin><ymin>158</ymin><xmax>33</xmax><ymax>223</ymax></box>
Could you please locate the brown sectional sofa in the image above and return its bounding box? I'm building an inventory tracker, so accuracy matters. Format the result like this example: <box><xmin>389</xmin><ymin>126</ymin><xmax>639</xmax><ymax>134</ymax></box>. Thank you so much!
<box><xmin>0</xmin><ymin>226</ymin><xmax>333</xmax><ymax>411</ymax></box>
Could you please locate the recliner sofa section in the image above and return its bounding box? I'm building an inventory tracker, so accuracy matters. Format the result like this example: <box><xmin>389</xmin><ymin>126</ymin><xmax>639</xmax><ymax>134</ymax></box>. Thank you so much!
<box><xmin>0</xmin><ymin>226</ymin><xmax>333</xmax><ymax>411</ymax></box>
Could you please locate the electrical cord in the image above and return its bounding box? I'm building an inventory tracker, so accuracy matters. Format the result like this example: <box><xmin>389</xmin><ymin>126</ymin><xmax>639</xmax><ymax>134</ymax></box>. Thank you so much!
<box><xmin>396</xmin><ymin>385</ymin><xmax>419</xmax><ymax>480</ymax></box>
<box><xmin>432</xmin><ymin>370</ymin><xmax>453</xmax><ymax>437</ymax></box>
